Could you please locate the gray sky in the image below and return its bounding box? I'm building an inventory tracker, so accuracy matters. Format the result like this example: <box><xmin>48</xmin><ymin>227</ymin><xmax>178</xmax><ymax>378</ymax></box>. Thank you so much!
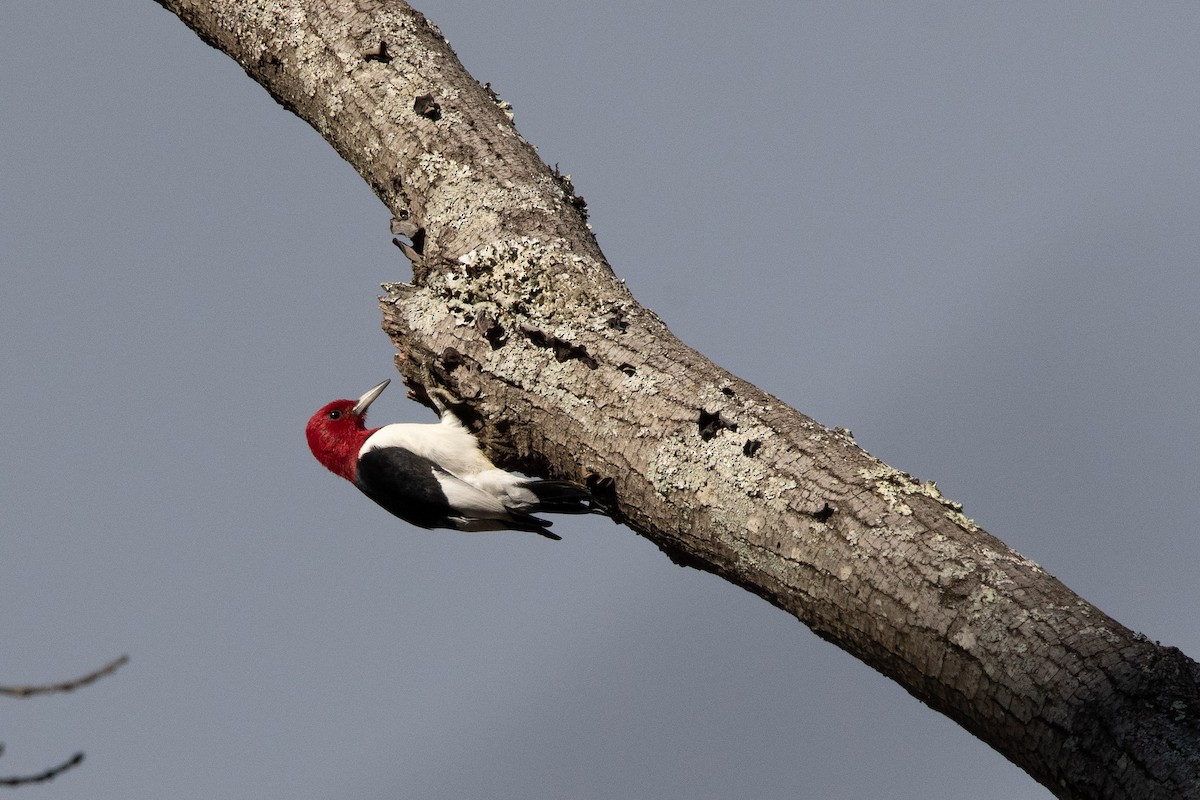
<box><xmin>3</xmin><ymin>2</ymin><xmax>1199</xmax><ymax>798</ymax></box>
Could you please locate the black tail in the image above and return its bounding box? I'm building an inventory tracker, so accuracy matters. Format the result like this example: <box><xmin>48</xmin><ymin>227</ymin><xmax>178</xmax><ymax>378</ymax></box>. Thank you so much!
<box><xmin>501</xmin><ymin>511</ymin><xmax>563</xmax><ymax>540</ymax></box>
<box><xmin>523</xmin><ymin>480</ymin><xmax>597</xmax><ymax>515</ymax></box>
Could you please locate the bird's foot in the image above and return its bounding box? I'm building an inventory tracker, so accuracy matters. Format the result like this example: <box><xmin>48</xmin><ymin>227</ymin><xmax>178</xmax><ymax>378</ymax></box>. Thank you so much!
<box><xmin>418</xmin><ymin>362</ymin><xmax>462</xmax><ymax>416</ymax></box>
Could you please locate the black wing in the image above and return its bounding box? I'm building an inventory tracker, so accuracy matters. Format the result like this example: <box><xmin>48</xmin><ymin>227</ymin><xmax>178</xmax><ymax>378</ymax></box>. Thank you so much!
<box><xmin>355</xmin><ymin>446</ymin><xmax>560</xmax><ymax>537</ymax></box>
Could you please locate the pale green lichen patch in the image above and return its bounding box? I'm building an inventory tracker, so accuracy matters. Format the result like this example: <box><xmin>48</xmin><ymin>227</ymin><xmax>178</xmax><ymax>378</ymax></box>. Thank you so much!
<box><xmin>622</xmin><ymin>370</ymin><xmax>661</xmax><ymax>398</ymax></box>
<box><xmin>975</xmin><ymin>585</ymin><xmax>997</xmax><ymax>605</ymax></box>
<box><xmin>1077</xmin><ymin>623</ymin><xmax>1124</xmax><ymax>647</ymax></box>
<box><xmin>804</xmin><ymin>425</ymin><xmax>861</xmax><ymax>454</ymax></box>
<box><xmin>857</xmin><ymin>463</ymin><xmax>979</xmax><ymax>531</ymax></box>
<box><xmin>647</xmin><ymin>419</ymin><xmax>793</xmax><ymax>517</ymax></box>
<box><xmin>324</xmin><ymin>90</ymin><xmax>344</xmax><ymax>117</ymax></box>
<box><xmin>417</xmin><ymin>150</ymin><xmax>470</xmax><ymax>184</ymax></box>
<box><xmin>435</xmin><ymin>238</ymin><xmax>610</xmax><ymax>325</ymax></box>
<box><xmin>858</xmin><ymin>464</ymin><xmax>917</xmax><ymax>516</ymax></box>
<box><xmin>944</xmin><ymin>508</ymin><xmax>981</xmax><ymax>533</ymax></box>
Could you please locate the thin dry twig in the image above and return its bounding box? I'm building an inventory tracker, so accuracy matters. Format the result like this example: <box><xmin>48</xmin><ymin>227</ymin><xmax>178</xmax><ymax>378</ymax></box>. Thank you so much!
<box><xmin>0</xmin><ymin>654</ymin><xmax>127</xmax><ymax>787</ymax></box>
<box><xmin>0</xmin><ymin>752</ymin><xmax>84</xmax><ymax>787</ymax></box>
<box><xmin>0</xmin><ymin>655</ymin><xmax>129</xmax><ymax>698</ymax></box>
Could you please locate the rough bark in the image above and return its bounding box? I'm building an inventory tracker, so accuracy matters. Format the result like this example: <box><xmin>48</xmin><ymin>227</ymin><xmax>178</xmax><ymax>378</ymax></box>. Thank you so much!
<box><xmin>153</xmin><ymin>1</ymin><xmax>1200</xmax><ymax>797</ymax></box>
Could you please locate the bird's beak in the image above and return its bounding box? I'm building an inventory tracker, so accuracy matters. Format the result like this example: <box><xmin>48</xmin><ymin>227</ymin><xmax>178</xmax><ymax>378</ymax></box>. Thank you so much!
<box><xmin>352</xmin><ymin>379</ymin><xmax>390</xmax><ymax>417</ymax></box>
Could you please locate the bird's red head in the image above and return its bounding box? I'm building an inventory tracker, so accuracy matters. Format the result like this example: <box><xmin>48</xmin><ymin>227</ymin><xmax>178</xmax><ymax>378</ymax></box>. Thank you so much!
<box><xmin>305</xmin><ymin>379</ymin><xmax>389</xmax><ymax>483</ymax></box>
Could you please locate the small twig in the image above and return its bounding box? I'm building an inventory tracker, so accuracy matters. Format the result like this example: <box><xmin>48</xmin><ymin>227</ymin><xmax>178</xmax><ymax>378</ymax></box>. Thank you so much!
<box><xmin>0</xmin><ymin>654</ymin><xmax>128</xmax><ymax>787</ymax></box>
<box><xmin>0</xmin><ymin>751</ymin><xmax>84</xmax><ymax>787</ymax></box>
<box><xmin>0</xmin><ymin>655</ymin><xmax>129</xmax><ymax>698</ymax></box>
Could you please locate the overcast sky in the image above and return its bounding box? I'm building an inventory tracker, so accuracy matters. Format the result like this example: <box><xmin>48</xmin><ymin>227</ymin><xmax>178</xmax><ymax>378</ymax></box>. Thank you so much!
<box><xmin>3</xmin><ymin>3</ymin><xmax>1199</xmax><ymax>798</ymax></box>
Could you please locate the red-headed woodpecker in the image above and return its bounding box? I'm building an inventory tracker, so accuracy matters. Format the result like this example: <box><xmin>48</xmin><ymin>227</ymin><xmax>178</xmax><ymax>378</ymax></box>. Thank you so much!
<box><xmin>305</xmin><ymin>379</ymin><xmax>594</xmax><ymax>539</ymax></box>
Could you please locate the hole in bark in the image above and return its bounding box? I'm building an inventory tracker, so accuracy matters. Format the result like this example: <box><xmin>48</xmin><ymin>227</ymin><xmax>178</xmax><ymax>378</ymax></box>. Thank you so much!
<box><xmin>742</xmin><ymin>439</ymin><xmax>761</xmax><ymax>457</ymax></box>
<box><xmin>618</xmin><ymin>363</ymin><xmax>637</xmax><ymax>376</ymax></box>
<box><xmin>518</xmin><ymin>323</ymin><xmax>598</xmax><ymax>369</ymax></box>
<box><xmin>811</xmin><ymin>502</ymin><xmax>835</xmax><ymax>523</ymax></box>
<box><xmin>698</xmin><ymin>409</ymin><xmax>738</xmax><ymax>441</ymax></box>
<box><xmin>439</xmin><ymin>347</ymin><xmax>465</xmax><ymax>371</ymax></box>
<box><xmin>413</xmin><ymin>94</ymin><xmax>442</xmax><ymax>120</ymax></box>
<box><xmin>408</xmin><ymin>227</ymin><xmax>426</xmax><ymax>255</ymax></box>
<box><xmin>362</xmin><ymin>41</ymin><xmax>392</xmax><ymax>63</ymax></box>
<box><xmin>554</xmin><ymin>341</ymin><xmax>597</xmax><ymax>368</ymax></box>
<box><xmin>475</xmin><ymin>314</ymin><xmax>507</xmax><ymax>349</ymax></box>
<box><xmin>604</xmin><ymin>313</ymin><xmax>629</xmax><ymax>332</ymax></box>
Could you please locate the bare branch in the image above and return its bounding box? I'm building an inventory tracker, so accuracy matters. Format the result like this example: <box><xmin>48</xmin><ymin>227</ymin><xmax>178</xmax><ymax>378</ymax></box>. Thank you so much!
<box><xmin>0</xmin><ymin>656</ymin><xmax>126</xmax><ymax>787</ymax></box>
<box><xmin>0</xmin><ymin>752</ymin><xmax>84</xmax><ymax>787</ymax></box>
<box><xmin>0</xmin><ymin>655</ymin><xmax>129</xmax><ymax>699</ymax></box>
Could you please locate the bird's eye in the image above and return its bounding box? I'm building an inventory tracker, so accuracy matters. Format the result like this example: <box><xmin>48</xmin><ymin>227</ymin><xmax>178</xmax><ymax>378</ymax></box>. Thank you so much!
<box><xmin>328</xmin><ymin>410</ymin><xmax>343</xmax><ymax>420</ymax></box>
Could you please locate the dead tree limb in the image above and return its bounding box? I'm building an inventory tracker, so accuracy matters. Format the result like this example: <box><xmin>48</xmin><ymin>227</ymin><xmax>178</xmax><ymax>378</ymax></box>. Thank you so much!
<box><xmin>151</xmin><ymin>2</ymin><xmax>1200</xmax><ymax>797</ymax></box>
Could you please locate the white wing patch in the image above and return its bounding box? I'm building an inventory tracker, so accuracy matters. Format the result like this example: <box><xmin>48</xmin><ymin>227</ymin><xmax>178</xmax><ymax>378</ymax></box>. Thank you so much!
<box><xmin>361</xmin><ymin>414</ymin><xmax>539</xmax><ymax>514</ymax></box>
<box><xmin>361</xmin><ymin>413</ymin><xmax>495</xmax><ymax>477</ymax></box>
<box><xmin>468</xmin><ymin>468</ymin><xmax>539</xmax><ymax>510</ymax></box>
<box><xmin>432</xmin><ymin>469</ymin><xmax>510</xmax><ymax>518</ymax></box>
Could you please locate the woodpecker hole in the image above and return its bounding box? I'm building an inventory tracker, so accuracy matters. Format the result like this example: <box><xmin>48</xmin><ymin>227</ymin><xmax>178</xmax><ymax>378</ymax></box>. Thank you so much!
<box><xmin>518</xmin><ymin>324</ymin><xmax>598</xmax><ymax>369</ymax></box>
<box><xmin>414</xmin><ymin>94</ymin><xmax>442</xmax><ymax>120</ymax></box>
<box><xmin>811</xmin><ymin>502</ymin><xmax>836</xmax><ymax>523</ymax></box>
<box><xmin>604</xmin><ymin>313</ymin><xmax>629</xmax><ymax>332</ymax></box>
<box><xmin>553</xmin><ymin>340</ymin><xmax>597</xmax><ymax>368</ymax></box>
<box><xmin>362</xmin><ymin>41</ymin><xmax>392</xmax><ymax>63</ymax></box>
<box><xmin>475</xmin><ymin>314</ymin><xmax>507</xmax><ymax>349</ymax></box>
<box><xmin>618</xmin><ymin>363</ymin><xmax>637</xmax><ymax>377</ymax></box>
<box><xmin>698</xmin><ymin>409</ymin><xmax>738</xmax><ymax>441</ymax></box>
<box><xmin>439</xmin><ymin>347</ymin><xmax>465</xmax><ymax>371</ymax></box>
<box><xmin>721</xmin><ymin>386</ymin><xmax>736</xmax><ymax>397</ymax></box>
<box><xmin>742</xmin><ymin>439</ymin><xmax>761</xmax><ymax>457</ymax></box>
<box><xmin>407</xmin><ymin>227</ymin><xmax>426</xmax><ymax>256</ymax></box>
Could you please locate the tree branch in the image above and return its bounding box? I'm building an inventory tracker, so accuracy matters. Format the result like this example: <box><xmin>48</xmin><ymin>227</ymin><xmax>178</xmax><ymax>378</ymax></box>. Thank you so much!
<box><xmin>0</xmin><ymin>655</ymin><xmax>129</xmax><ymax>699</ymax></box>
<box><xmin>152</xmin><ymin>1</ymin><xmax>1200</xmax><ymax>797</ymax></box>
<box><xmin>0</xmin><ymin>655</ymin><xmax>125</xmax><ymax>788</ymax></box>
<box><xmin>0</xmin><ymin>752</ymin><xmax>84</xmax><ymax>788</ymax></box>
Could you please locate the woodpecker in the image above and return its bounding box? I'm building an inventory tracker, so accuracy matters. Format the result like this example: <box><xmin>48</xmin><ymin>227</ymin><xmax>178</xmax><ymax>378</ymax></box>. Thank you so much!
<box><xmin>305</xmin><ymin>379</ymin><xmax>594</xmax><ymax>539</ymax></box>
